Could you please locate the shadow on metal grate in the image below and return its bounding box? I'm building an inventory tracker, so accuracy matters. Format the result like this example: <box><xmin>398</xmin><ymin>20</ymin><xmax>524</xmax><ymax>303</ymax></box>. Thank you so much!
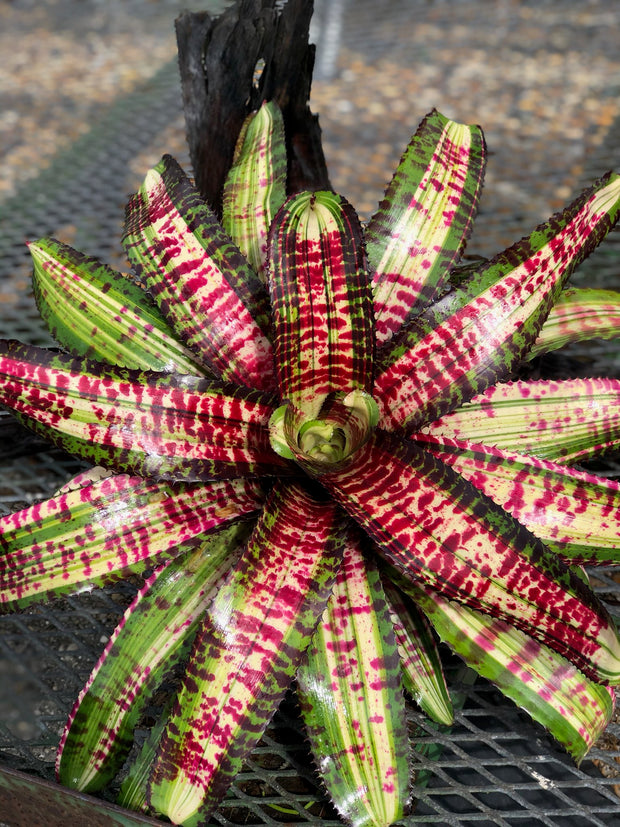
<box><xmin>2</xmin><ymin>8</ymin><xmax>620</xmax><ymax>826</ymax></box>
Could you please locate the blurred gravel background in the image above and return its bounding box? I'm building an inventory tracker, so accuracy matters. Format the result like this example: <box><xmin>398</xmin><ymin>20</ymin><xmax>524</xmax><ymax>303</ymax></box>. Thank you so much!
<box><xmin>0</xmin><ymin>1</ymin><xmax>619</xmax><ymax>825</ymax></box>
<box><xmin>1</xmin><ymin>0</ymin><xmax>619</xmax><ymax>242</ymax></box>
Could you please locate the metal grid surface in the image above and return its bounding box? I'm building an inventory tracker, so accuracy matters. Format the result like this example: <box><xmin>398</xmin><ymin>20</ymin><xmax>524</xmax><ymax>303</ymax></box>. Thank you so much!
<box><xmin>1</xmin><ymin>5</ymin><xmax>620</xmax><ymax>825</ymax></box>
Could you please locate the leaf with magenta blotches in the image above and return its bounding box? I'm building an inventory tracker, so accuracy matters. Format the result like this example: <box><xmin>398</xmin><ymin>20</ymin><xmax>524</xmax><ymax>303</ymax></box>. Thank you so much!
<box><xmin>30</xmin><ymin>237</ymin><xmax>207</xmax><ymax>376</ymax></box>
<box><xmin>375</xmin><ymin>173</ymin><xmax>620</xmax><ymax>432</ymax></box>
<box><xmin>123</xmin><ymin>155</ymin><xmax>275</xmax><ymax>389</ymax></box>
<box><xmin>366</xmin><ymin>109</ymin><xmax>486</xmax><ymax>345</ymax></box>
<box><xmin>530</xmin><ymin>287</ymin><xmax>620</xmax><ymax>359</ymax></box>
<box><xmin>423</xmin><ymin>377</ymin><xmax>620</xmax><ymax>464</ymax></box>
<box><xmin>321</xmin><ymin>431</ymin><xmax>620</xmax><ymax>685</ymax></box>
<box><xmin>406</xmin><ymin>578</ymin><xmax>615</xmax><ymax>763</ymax></box>
<box><xmin>0</xmin><ymin>471</ymin><xmax>264</xmax><ymax>610</ymax></box>
<box><xmin>0</xmin><ymin>341</ymin><xmax>286</xmax><ymax>482</ymax></box>
<box><xmin>146</xmin><ymin>480</ymin><xmax>345</xmax><ymax>827</ymax></box>
<box><xmin>297</xmin><ymin>534</ymin><xmax>411</xmax><ymax>827</ymax></box>
<box><xmin>419</xmin><ymin>435</ymin><xmax>620</xmax><ymax>566</ymax></box>
<box><xmin>382</xmin><ymin>578</ymin><xmax>453</xmax><ymax>726</ymax></box>
<box><xmin>268</xmin><ymin>189</ymin><xmax>374</xmax><ymax>410</ymax></box>
<box><xmin>57</xmin><ymin>522</ymin><xmax>250</xmax><ymax>793</ymax></box>
<box><xmin>223</xmin><ymin>101</ymin><xmax>287</xmax><ymax>280</ymax></box>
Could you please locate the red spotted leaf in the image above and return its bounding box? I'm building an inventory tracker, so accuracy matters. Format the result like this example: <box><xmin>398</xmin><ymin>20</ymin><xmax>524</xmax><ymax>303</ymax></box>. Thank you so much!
<box><xmin>123</xmin><ymin>155</ymin><xmax>275</xmax><ymax>390</ymax></box>
<box><xmin>0</xmin><ymin>341</ymin><xmax>286</xmax><ymax>481</ymax></box>
<box><xmin>145</xmin><ymin>480</ymin><xmax>346</xmax><ymax>826</ymax></box>
<box><xmin>375</xmin><ymin>173</ymin><xmax>620</xmax><ymax>432</ymax></box>
<box><xmin>366</xmin><ymin>109</ymin><xmax>486</xmax><ymax>344</ymax></box>
<box><xmin>321</xmin><ymin>432</ymin><xmax>620</xmax><ymax>684</ymax></box>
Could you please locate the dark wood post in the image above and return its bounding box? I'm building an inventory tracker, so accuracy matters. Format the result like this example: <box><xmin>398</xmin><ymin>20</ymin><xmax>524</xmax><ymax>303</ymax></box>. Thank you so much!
<box><xmin>175</xmin><ymin>0</ymin><xmax>331</xmax><ymax>215</ymax></box>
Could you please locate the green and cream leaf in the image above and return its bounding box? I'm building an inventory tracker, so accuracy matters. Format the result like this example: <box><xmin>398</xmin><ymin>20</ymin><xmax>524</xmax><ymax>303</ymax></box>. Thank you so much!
<box><xmin>223</xmin><ymin>101</ymin><xmax>287</xmax><ymax>279</ymax></box>
<box><xmin>57</xmin><ymin>522</ymin><xmax>250</xmax><ymax>792</ymax></box>
<box><xmin>424</xmin><ymin>377</ymin><xmax>620</xmax><ymax>464</ymax></box>
<box><xmin>366</xmin><ymin>109</ymin><xmax>486</xmax><ymax>344</ymax></box>
<box><xmin>297</xmin><ymin>536</ymin><xmax>411</xmax><ymax>827</ymax></box>
<box><xmin>30</xmin><ymin>238</ymin><xmax>206</xmax><ymax>376</ymax></box>
<box><xmin>408</xmin><ymin>581</ymin><xmax>616</xmax><ymax>763</ymax></box>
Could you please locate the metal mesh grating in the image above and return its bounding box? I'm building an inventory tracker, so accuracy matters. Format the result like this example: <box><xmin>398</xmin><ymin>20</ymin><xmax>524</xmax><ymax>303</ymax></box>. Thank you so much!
<box><xmin>1</xmin><ymin>1</ymin><xmax>620</xmax><ymax>824</ymax></box>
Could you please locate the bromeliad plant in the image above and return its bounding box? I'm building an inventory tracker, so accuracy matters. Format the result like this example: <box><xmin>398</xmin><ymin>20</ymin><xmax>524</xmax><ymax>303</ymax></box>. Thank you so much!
<box><xmin>2</xmin><ymin>101</ymin><xmax>620</xmax><ymax>826</ymax></box>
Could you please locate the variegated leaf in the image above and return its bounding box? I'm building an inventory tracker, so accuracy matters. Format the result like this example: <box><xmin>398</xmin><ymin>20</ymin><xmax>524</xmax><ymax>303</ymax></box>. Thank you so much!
<box><xmin>321</xmin><ymin>432</ymin><xmax>620</xmax><ymax>684</ymax></box>
<box><xmin>0</xmin><ymin>341</ymin><xmax>285</xmax><ymax>481</ymax></box>
<box><xmin>530</xmin><ymin>287</ymin><xmax>620</xmax><ymax>359</ymax></box>
<box><xmin>222</xmin><ymin>101</ymin><xmax>287</xmax><ymax>279</ymax></box>
<box><xmin>0</xmin><ymin>472</ymin><xmax>264</xmax><ymax>609</ymax></box>
<box><xmin>423</xmin><ymin>377</ymin><xmax>620</xmax><ymax>464</ymax></box>
<box><xmin>146</xmin><ymin>480</ymin><xmax>345</xmax><ymax>826</ymax></box>
<box><xmin>366</xmin><ymin>109</ymin><xmax>486</xmax><ymax>344</ymax></box>
<box><xmin>382</xmin><ymin>578</ymin><xmax>453</xmax><ymax>726</ymax></box>
<box><xmin>57</xmin><ymin>522</ymin><xmax>250</xmax><ymax>792</ymax></box>
<box><xmin>375</xmin><ymin>173</ymin><xmax>620</xmax><ymax>432</ymax></box>
<box><xmin>408</xmin><ymin>580</ymin><xmax>615</xmax><ymax>762</ymax></box>
<box><xmin>268</xmin><ymin>190</ymin><xmax>373</xmax><ymax>409</ymax></box>
<box><xmin>30</xmin><ymin>238</ymin><xmax>206</xmax><ymax>375</ymax></box>
<box><xmin>420</xmin><ymin>435</ymin><xmax>620</xmax><ymax>566</ymax></box>
<box><xmin>297</xmin><ymin>534</ymin><xmax>410</xmax><ymax>827</ymax></box>
<box><xmin>118</xmin><ymin>699</ymin><xmax>174</xmax><ymax>814</ymax></box>
<box><xmin>123</xmin><ymin>155</ymin><xmax>275</xmax><ymax>390</ymax></box>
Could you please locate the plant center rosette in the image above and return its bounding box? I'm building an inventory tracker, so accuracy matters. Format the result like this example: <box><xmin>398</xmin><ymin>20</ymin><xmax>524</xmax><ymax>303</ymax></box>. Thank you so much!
<box><xmin>1</xmin><ymin>102</ymin><xmax>620</xmax><ymax>827</ymax></box>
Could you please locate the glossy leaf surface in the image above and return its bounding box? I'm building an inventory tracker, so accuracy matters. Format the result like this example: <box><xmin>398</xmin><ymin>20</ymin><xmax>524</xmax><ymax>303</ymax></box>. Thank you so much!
<box><xmin>383</xmin><ymin>579</ymin><xmax>453</xmax><ymax>726</ymax></box>
<box><xmin>123</xmin><ymin>155</ymin><xmax>275</xmax><ymax>389</ymax></box>
<box><xmin>421</xmin><ymin>436</ymin><xmax>620</xmax><ymax>566</ymax></box>
<box><xmin>0</xmin><ymin>341</ymin><xmax>284</xmax><ymax>481</ymax></box>
<box><xmin>297</xmin><ymin>537</ymin><xmax>410</xmax><ymax>827</ymax></box>
<box><xmin>223</xmin><ymin>101</ymin><xmax>287</xmax><ymax>279</ymax></box>
<box><xmin>146</xmin><ymin>481</ymin><xmax>345</xmax><ymax>826</ymax></box>
<box><xmin>375</xmin><ymin>173</ymin><xmax>620</xmax><ymax>432</ymax></box>
<box><xmin>410</xmin><ymin>582</ymin><xmax>615</xmax><ymax>762</ymax></box>
<box><xmin>530</xmin><ymin>287</ymin><xmax>620</xmax><ymax>359</ymax></box>
<box><xmin>366</xmin><ymin>109</ymin><xmax>486</xmax><ymax>344</ymax></box>
<box><xmin>424</xmin><ymin>377</ymin><xmax>620</xmax><ymax>464</ymax></box>
<box><xmin>30</xmin><ymin>238</ymin><xmax>206</xmax><ymax>375</ymax></box>
<box><xmin>322</xmin><ymin>432</ymin><xmax>620</xmax><ymax>684</ymax></box>
<box><xmin>0</xmin><ymin>472</ymin><xmax>263</xmax><ymax>609</ymax></box>
<box><xmin>268</xmin><ymin>190</ymin><xmax>374</xmax><ymax>410</ymax></box>
<box><xmin>57</xmin><ymin>523</ymin><xmax>250</xmax><ymax>792</ymax></box>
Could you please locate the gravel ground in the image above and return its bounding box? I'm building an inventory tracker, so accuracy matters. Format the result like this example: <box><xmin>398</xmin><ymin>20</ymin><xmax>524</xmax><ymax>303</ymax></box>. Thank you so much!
<box><xmin>1</xmin><ymin>0</ymin><xmax>619</xmax><ymax>252</ymax></box>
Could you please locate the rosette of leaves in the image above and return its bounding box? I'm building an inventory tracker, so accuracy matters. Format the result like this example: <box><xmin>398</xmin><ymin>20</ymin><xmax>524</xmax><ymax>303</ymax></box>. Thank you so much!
<box><xmin>1</xmin><ymin>102</ymin><xmax>620</xmax><ymax>827</ymax></box>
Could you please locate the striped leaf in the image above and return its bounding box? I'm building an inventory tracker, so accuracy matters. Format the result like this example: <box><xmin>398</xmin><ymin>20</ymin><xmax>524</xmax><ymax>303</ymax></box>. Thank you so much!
<box><xmin>530</xmin><ymin>287</ymin><xmax>620</xmax><ymax>359</ymax></box>
<box><xmin>423</xmin><ymin>377</ymin><xmax>620</xmax><ymax>464</ymax></box>
<box><xmin>57</xmin><ymin>522</ymin><xmax>250</xmax><ymax>793</ymax></box>
<box><xmin>421</xmin><ymin>435</ymin><xmax>620</xmax><ymax>566</ymax></box>
<box><xmin>297</xmin><ymin>535</ymin><xmax>410</xmax><ymax>827</ymax></box>
<box><xmin>268</xmin><ymin>190</ymin><xmax>374</xmax><ymax>409</ymax></box>
<box><xmin>321</xmin><ymin>432</ymin><xmax>620</xmax><ymax>684</ymax></box>
<box><xmin>0</xmin><ymin>472</ymin><xmax>264</xmax><ymax>609</ymax></box>
<box><xmin>382</xmin><ymin>579</ymin><xmax>453</xmax><ymax>726</ymax></box>
<box><xmin>375</xmin><ymin>173</ymin><xmax>620</xmax><ymax>432</ymax></box>
<box><xmin>366</xmin><ymin>109</ymin><xmax>486</xmax><ymax>344</ymax></box>
<box><xmin>30</xmin><ymin>238</ymin><xmax>206</xmax><ymax>375</ymax></box>
<box><xmin>123</xmin><ymin>155</ymin><xmax>275</xmax><ymax>390</ymax></box>
<box><xmin>0</xmin><ymin>341</ymin><xmax>285</xmax><ymax>481</ymax></box>
<box><xmin>222</xmin><ymin>101</ymin><xmax>287</xmax><ymax>279</ymax></box>
<box><xmin>118</xmin><ymin>699</ymin><xmax>174</xmax><ymax>815</ymax></box>
<box><xmin>408</xmin><ymin>581</ymin><xmax>615</xmax><ymax>762</ymax></box>
<box><xmin>146</xmin><ymin>480</ymin><xmax>345</xmax><ymax>826</ymax></box>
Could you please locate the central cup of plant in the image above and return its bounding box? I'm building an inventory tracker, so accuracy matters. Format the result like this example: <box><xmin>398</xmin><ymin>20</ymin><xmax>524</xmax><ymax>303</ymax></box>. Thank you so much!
<box><xmin>266</xmin><ymin>188</ymin><xmax>380</xmax><ymax>474</ymax></box>
<box><xmin>270</xmin><ymin>390</ymin><xmax>380</xmax><ymax>469</ymax></box>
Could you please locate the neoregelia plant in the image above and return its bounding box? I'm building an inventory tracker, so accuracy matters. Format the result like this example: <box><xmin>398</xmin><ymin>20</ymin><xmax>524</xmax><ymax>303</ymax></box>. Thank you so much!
<box><xmin>1</xmin><ymin>102</ymin><xmax>620</xmax><ymax>827</ymax></box>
